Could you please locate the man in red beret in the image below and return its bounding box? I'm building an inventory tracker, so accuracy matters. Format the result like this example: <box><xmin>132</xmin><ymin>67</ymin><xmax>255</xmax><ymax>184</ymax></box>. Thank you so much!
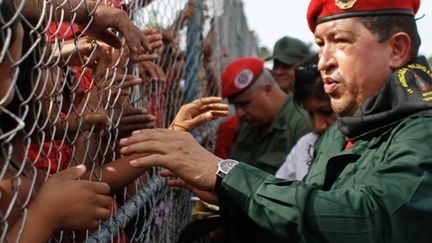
<box><xmin>217</xmin><ymin>57</ymin><xmax>311</xmax><ymax>175</ymax></box>
<box><xmin>214</xmin><ymin>40</ymin><xmax>311</xmax><ymax>161</ymax></box>
<box><xmin>120</xmin><ymin>0</ymin><xmax>432</xmax><ymax>242</ymax></box>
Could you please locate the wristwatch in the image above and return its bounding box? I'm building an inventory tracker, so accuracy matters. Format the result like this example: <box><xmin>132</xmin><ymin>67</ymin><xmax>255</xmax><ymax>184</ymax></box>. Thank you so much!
<box><xmin>215</xmin><ymin>159</ymin><xmax>239</xmax><ymax>193</ymax></box>
<box><xmin>216</xmin><ymin>159</ymin><xmax>239</xmax><ymax>178</ymax></box>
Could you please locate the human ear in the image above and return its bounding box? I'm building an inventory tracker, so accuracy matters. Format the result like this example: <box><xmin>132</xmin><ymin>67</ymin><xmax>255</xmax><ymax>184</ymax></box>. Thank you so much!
<box><xmin>388</xmin><ymin>32</ymin><xmax>411</xmax><ymax>69</ymax></box>
<box><xmin>263</xmin><ymin>83</ymin><xmax>273</xmax><ymax>96</ymax></box>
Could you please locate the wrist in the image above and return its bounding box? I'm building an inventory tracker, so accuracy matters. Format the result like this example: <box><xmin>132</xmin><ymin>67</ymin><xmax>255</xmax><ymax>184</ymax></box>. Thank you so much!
<box><xmin>27</xmin><ymin>199</ymin><xmax>59</xmax><ymax>234</ymax></box>
<box><xmin>170</xmin><ymin>122</ymin><xmax>189</xmax><ymax>132</ymax></box>
<box><xmin>215</xmin><ymin>159</ymin><xmax>239</xmax><ymax>193</ymax></box>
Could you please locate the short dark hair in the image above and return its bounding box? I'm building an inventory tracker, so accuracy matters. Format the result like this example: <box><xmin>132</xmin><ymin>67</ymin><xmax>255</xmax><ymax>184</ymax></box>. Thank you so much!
<box><xmin>294</xmin><ymin>53</ymin><xmax>328</xmax><ymax>106</ymax></box>
<box><xmin>359</xmin><ymin>15</ymin><xmax>421</xmax><ymax>59</ymax></box>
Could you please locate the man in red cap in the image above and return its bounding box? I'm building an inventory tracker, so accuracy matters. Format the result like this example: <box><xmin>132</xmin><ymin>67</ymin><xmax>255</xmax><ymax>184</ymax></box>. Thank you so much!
<box><xmin>215</xmin><ymin>40</ymin><xmax>311</xmax><ymax>161</ymax></box>
<box><xmin>214</xmin><ymin>49</ymin><xmax>310</xmax><ymax>161</ymax></box>
<box><xmin>120</xmin><ymin>0</ymin><xmax>432</xmax><ymax>242</ymax></box>
<box><xmin>218</xmin><ymin>57</ymin><xmax>311</xmax><ymax>174</ymax></box>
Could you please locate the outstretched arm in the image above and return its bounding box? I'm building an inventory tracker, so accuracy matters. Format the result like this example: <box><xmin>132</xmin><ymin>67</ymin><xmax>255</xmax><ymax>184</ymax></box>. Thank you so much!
<box><xmin>118</xmin><ymin>118</ymin><xmax>432</xmax><ymax>242</ymax></box>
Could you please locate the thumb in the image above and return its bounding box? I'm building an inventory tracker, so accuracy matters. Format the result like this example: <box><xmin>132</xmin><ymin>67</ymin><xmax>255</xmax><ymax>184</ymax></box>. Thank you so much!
<box><xmin>57</xmin><ymin>164</ymin><xmax>87</xmax><ymax>180</ymax></box>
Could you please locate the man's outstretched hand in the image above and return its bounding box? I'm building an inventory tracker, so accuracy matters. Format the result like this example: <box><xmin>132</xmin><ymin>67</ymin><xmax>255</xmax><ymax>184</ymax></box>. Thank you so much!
<box><xmin>119</xmin><ymin>129</ymin><xmax>221</xmax><ymax>191</ymax></box>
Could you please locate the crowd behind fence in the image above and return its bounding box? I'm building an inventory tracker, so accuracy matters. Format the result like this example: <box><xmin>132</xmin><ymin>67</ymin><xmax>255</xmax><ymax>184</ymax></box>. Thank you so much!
<box><xmin>0</xmin><ymin>0</ymin><xmax>257</xmax><ymax>242</ymax></box>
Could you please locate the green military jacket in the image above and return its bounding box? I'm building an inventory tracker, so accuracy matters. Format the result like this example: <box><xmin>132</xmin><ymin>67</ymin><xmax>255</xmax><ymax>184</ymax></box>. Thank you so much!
<box><xmin>220</xmin><ymin>117</ymin><xmax>432</xmax><ymax>243</ymax></box>
<box><xmin>218</xmin><ymin>57</ymin><xmax>432</xmax><ymax>242</ymax></box>
<box><xmin>229</xmin><ymin>96</ymin><xmax>311</xmax><ymax>174</ymax></box>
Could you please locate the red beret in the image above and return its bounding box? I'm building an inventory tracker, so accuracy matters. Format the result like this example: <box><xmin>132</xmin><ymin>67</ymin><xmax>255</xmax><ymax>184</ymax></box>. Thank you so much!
<box><xmin>221</xmin><ymin>57</ymin><xmax>264</xmax><ymax>98</ymax></box>
<box><xmin>307</xmin><ymin>0</ymin><xmax>420</xmax><ymax>32</ymax></box>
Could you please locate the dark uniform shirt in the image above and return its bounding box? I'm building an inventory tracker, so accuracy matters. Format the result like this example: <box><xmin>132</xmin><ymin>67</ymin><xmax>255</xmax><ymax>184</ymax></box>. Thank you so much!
<box><xmin>229</xmin><ymin>95</ymin><xmax>312</xmax><ymax>174</ymax></box>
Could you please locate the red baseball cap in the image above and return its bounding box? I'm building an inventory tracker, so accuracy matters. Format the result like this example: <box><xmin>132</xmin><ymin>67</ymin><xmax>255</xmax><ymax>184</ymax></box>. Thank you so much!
<box><xmin>221</xmin><ymin>57</ymin><xmax>264</xmax><ymax>98</ymax></box>
<box><xmin>307</xmin><ymin>0</ymin><xmax>420</xmax><ymax>32</ymax></box>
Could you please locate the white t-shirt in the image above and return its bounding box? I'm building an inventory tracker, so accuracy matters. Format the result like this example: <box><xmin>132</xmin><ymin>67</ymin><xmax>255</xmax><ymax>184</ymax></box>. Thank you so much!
<box><xmin>275</xmin><ymin>132</ymin><xmax>319</xmax><ymax>180</ymax></box>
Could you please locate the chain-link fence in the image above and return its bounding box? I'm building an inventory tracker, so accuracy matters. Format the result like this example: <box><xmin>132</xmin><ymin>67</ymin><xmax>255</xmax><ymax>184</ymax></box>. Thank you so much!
<box><xmin>0</xmin><ymin>0</ymin><xmax>256</xmax><ymax>242</ymax></box>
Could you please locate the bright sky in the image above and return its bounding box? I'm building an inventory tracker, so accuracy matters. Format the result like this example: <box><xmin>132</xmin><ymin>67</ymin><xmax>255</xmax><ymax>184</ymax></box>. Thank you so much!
<box><xmin>242</xmin><ymin>0</ymin><xmax>432</xmax><ymax>58</ymax></box>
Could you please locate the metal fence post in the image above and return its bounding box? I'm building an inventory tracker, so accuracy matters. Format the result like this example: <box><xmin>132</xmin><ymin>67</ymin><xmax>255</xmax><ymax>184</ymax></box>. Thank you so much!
<box><xmin>183</xmin><ymin>0</ymin><xmax>204</xmax><ymax>103</ymax></box>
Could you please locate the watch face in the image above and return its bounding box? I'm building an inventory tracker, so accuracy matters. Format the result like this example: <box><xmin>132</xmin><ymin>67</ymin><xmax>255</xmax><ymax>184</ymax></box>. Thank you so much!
<box><xmin>219</xmin><ymin>159</ymin><xmax>239</xmax><ymax>174</ymax></box>
<box><xmin>221</xmin><ymin>161</ymin><xmax>236</xmax><ymax>171</ymax></box>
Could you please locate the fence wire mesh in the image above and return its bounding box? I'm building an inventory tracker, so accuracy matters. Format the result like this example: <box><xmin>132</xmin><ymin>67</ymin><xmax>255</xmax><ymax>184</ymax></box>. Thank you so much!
<box><xmin>0</xmin><ymin>0</ymin><xmax>257</xmax><ymax>242</ymax></box>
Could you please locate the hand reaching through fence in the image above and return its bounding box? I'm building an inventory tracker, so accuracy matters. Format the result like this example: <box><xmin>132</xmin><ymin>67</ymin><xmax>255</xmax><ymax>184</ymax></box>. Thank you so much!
<box><xmin>169</xmin><ymin>97</ymin><xmax>229</xmax><ymax>132</ymax></box>
<box><xmin>4</xmin><ymin>165</ymin><xmax>112</xmax><ymax>243</ymax></box>
<box><xmin>117</xmin><ymin>107</ymin><xmax>156</xmax><ymax>139</ymax></box>
<box><xmin>138</xmin><ymin>61</ymin><xmax>167</xmax><ymax>83</ymax></box>
<box><xmin>31</xmin><ymin>165</ymin><xmax>112</xmax><ymax>229</ymax></box>
<box><xmin>83</xmin><ymin>5</ymin><xmax>152</xmax><ymax>62</ymax></box>
<box><xmin>143</xmin><ymin>28</ymin><xmax>164</xmax><ymax>50</ymax></box>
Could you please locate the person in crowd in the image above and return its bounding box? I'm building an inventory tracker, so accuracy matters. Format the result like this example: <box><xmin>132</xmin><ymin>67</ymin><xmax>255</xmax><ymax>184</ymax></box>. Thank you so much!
<box><xmin>120</xmin><ymin>0</ymin><xmax>432</xmax><ymax>242</ymax></box>
<box><xmin>267</xmin><ymin>36</ymin><xmax>311</xmax><ymax>93</ymax></box>
<box><xmin>215</xmin><ymin>36</ymin><xmax>310</xmax><ymax>159</ymax></box>
<box><xmin>220</xmin><ymin>57</ymin><xmax>311</xmax><ymax>174</ymax></box>
<box><xmin>275</xmin><ymin>53</ymin><xmax>336</xmax><ymax>180</ymax></box>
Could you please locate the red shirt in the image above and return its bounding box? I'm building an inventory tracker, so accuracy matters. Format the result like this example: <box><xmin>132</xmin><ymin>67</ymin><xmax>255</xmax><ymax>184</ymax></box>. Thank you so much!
<box><xmin>214</xmin><ymin>115</ymin><xmax>240</xmax><ymax>159</ymax></box>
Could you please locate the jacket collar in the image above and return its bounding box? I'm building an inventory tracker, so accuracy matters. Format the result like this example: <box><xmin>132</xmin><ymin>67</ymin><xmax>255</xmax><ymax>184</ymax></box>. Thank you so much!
<box><xmin>338</xmin><ymin>56</ymin><xmax>432</xmax><ymax>139</ymax></box>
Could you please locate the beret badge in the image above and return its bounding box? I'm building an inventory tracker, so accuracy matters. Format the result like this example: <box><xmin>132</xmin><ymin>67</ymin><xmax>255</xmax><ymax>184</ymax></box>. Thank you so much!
<box><xmin>234</xmin><ymin>69</ymin><xmax>254</xmax><ymax>89</ymax></box>
<box><xmin>335</xmin><ymin>0</ymin><xmax>357</xmax><ymax>9</ymax></box>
